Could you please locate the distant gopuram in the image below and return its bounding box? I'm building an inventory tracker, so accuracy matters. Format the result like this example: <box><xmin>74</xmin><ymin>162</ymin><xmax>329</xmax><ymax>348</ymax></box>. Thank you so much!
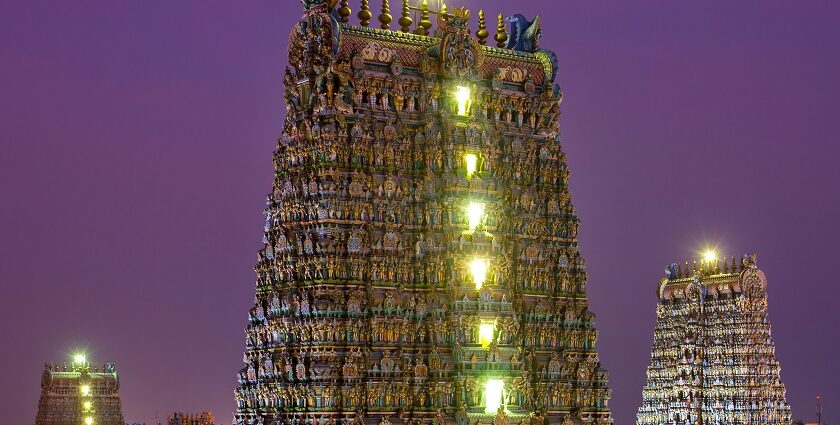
<box><xmin>234</xmin><ymin>0</ymin><xmax>612</xmax><ymax>423</ymax></box>
<box><xmin>35</xmin><ymin>354</ymin><xmax>124</xmax><ymax>425</ymax></box>
<box><xmin>636</xmin><ymin>253</ymin><xmax>792</xmax><ymax>425</ymax></box>
<box><xmin>169</xmin><ymin>411</ymin><xmax>217</xmax><ymax>425</ymax></box>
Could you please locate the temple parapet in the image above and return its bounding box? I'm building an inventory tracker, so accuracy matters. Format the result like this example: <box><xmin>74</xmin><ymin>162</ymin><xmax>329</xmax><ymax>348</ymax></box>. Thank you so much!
<box><xmin>294</xmin><ymin>0</ymin><xmax>560</xmax><ymax>92</ymax></box>
<box><xmin>658</xmin><ymin>253</ymin><xmax>769</xmax><ymax>302</ymax></box>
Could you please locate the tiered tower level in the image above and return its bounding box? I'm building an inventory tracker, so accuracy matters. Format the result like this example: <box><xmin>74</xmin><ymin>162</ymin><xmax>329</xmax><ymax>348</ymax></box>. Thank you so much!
<box><xmin>235</xmin><ymin>1</ymin><xmax>612</xmax><ymax>424</ymax></box>
<box><xmin>636</xmin><ymin>254</ymin><xmax>792</xmax><ymax>425</ymax></box>
<box><xmin>35</xmin><ymin>356</ymin><xmax>124</xmax><ymax>425</ymax></box>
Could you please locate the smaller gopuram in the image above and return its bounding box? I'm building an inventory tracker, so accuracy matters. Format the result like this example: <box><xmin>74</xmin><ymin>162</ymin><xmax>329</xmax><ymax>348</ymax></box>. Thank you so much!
<box><xmin>168</xmin><ymin>411</ymin><xmax>217</xmax><ymax>425</ymax></box>
<box><xmin>34</xmin><ymin>353</ymin><xmax>125</xmax><ymax>425</ymax></box>
<box><xmin>636</xmin><ymin>252</ymin><xmax>792</xmax><ymax>425</ymax></box>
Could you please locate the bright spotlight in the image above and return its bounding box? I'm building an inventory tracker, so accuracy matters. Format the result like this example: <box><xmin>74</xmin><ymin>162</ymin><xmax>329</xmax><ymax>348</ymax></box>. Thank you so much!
<box><xmin>485</xmin><ymin>379</ymin><xmax>504</xmax><ymax>413</ymax></box>
<box><xmin>464</xmin><ymin>153</ymin><xmax>478</xmax><ymax>178</ymax></box>
<box><xmin>466</xmin><ymin>202</ymin><xmax>484</xmax><ymax>230</ymax></box>
<box><xmin>455</xmin><ymin>86</ymin><xmax>471</xmax><ymax>116</ymax></box>
<box><xmin>84</xmin><ymin>416</ymin><xmax>94</xmax><ymax>425</ymax></box>
<box><xmin>471</xmin><ymin>258</ymin><xmax>488</xmax><ymax>290</ymax></box>
<box><xmin>703</xmin><ymin>250</ymin><xmax>717</xmax><ymax>263</ymax></box>
<box><xmin>83</xmin><ymin>401</ymin><xmax>93</xmax><ymax>411</ymax></box>
<box><xmin>479</xmin><ymin>322</ymin><xmax>495</xmax><ymax>347</ymax></box>
<box><xmin>73</xmin><ymin>353</ymin><xmax>86</xmax><ymax>365</ymax></box>
<box><xmin>80</xmin><ymin>385</ymin><xmax>91</xmax><ymax>396</ymax></box>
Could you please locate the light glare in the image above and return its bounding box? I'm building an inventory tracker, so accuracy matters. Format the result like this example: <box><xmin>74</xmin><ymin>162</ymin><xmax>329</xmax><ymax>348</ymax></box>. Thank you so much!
<box><xmin>703</xmin><ymin>250</ymin><xmax>717</xmax><ymax>263</ymax></box>
<box><xmin>84</xmin><ymin>416</ymin><xmax>94</xmax><ymax>425</ymax></box>
<box><xmin>73</xmin><ymin>353</ymin><xmax>86</xmax><ymax>365</ymax></box>
<box><xmin>466</xmin><ymin>202</ymin><xmax>484</xmax><ymax>230</ymax></box>
<box><xmin>80</xmin><ymin>385</ymin><xmax>91</xmax><ymax>396</ymax></box>
<box><xmin>464</xmin><ymin>153</ymin><xmax>478</xmax><ymax>178</ymax></box>
<box><xmin>471</xmin><ymin>258</ymin><xmax>488</xmax><ymax>290</ymax></box>
<box><xmin>485</xmin><ymin>379</ymin><xmax>504</xmax><ymax>413</ymax></box>
<box><xmin>479</xmin><ymin>323</ymin><xmax>494</xmax><ymax>347</ymax></box>
<box><xmin>455</xmin><ymin>86</ymin><xmax>471</xmax><ymax>116</ymax></box>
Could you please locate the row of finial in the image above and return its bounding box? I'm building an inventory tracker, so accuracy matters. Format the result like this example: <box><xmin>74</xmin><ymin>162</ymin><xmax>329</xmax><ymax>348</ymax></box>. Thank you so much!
<box><xmin>46</xmin><ymin>362</ymin><xmax>116</xmax><ymax>373</ymax></box>
<box><xmin>671</xmin><ymin>256</ymin><xmax>744</xmax><ymax>279</ymax></box>
<box><xmin>336</xmin><ymin>0</ymin><xmax>511</xmax><ymax>47</ymax></box>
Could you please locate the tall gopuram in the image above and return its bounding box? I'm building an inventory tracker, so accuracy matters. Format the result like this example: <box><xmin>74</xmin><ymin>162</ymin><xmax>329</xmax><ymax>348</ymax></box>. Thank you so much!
<box><xmin>35</xmin><ymin>354</ymin><xmax>125</xmax><ymax>425</ymax></box>
<box><xmin>636</xmin><ymin>253</ymin><xmax>792</xmax><ymax>425</ymax></box>
<box><xmin>234</xmin><ymin>1</ymin><xmax>612</xmax><ymax>424</ymax></box>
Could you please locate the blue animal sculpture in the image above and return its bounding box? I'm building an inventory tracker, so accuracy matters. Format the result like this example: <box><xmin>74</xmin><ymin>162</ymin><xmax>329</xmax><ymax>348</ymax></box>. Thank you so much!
<box><xmin>666</xmin><ymin>263</ymin><xmax>679</xmax><ymax>280</ymax></box>
<box><xmin>505</xmin><ymin>14</ymin><xmax>542</xmax><ymax>52</ymax></box>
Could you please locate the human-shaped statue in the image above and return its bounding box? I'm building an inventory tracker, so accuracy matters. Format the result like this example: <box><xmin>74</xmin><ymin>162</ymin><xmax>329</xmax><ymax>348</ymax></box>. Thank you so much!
<box><xmin>415</xmin><ymin>233</ymin><xmax>426</xmax><ymax>258</ymax></box>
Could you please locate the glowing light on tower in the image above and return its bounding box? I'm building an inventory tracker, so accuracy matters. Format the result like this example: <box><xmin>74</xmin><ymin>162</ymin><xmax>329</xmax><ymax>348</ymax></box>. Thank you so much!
<box><xmin>73</xmin><ymin>353</ymin><xmax>86</xmax><ymax>365</ymax></box>
<box><xmin>84</xmin><ymin>416</ymin><xmax>94</xmax><ymax>425</ymax></box>
<box><xmin>80</xmin><ymin>385</ymin><xmax>91</xmax><ymax>396</ymax></box>
<box><xmin>466</xmin><ymin>202</ymin><xmax>484</xmax><ymax>230</ymax></box>
<box><xmin>464</xmin><ymin>153</ymin><xmax>478</xmax><ymax>178</ymax></box>
<box><xmin>455</xmin><ymin>85</ymin><xmax>471</xmax><ymax>116</ymax></box>
<box><xmin>485</xmin><ymin>379</ymin><xmax>504</xmax><ymax>413</ymax></box>
<box><xmin>703</xmin><ymin>249</ymin><xmax>717</xmax><ymax>263</ymax></box>
<box><xmin>471</xmin><ymin>258</ymin><xmax>488</xmax><ymax>290</ymax></box>
<box><xmin>479</xmin><ymin>322</ymin><xmax>495</xmax><ymax>347</ymax></box>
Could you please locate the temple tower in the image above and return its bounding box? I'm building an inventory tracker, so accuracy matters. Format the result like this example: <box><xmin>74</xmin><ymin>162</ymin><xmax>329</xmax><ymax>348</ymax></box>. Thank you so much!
<box><xmin>169</xmin><ymin>412</ymin><xmax>217</xmax><ymax>425</ymax></box>
<box><xmin>636</xmin><ymin>253</ymin><xmax>792</xmax><ymax>425</ymax></box>
<box><xmin>235</xmin><ymin>1</ymin><xmax>612</xmax><ymax>423</ymax></box>
<box><xmin>34</xmin><ymin>354</ymin><xmax>124</xmax><ymax>425</ymax></box>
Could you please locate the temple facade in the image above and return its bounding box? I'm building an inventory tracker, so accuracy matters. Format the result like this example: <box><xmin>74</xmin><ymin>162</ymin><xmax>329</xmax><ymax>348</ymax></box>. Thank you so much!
<box><xmin>234</xmin><ymin>1</ymin><xmax>612</xmax><ymax>424</ymax></box>
<box><xmin>636</xmin><ymin>254</ymin><xmax>792</xmax><ymax>425</ymax></box>
<box><xmin>34</xmin><ymin>356</ymin><xmax>124</xmax><ymax>425</ymax></box>
<box><xmin>169</xmin><ymin>412</ymin><xmax>217</xmax><ymax>425</ymax></box>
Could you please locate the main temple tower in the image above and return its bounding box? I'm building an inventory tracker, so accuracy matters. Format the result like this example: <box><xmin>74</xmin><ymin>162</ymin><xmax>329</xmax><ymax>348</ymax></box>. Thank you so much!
<box><xmin>636</xmin><ymin>253</ymin><xmax>792</xmax><ymax>425</ymax></box>
<box><xmin>235</xmin><ymin>1</ymin><xmax>612</xmax><ymax>423</ymax></box>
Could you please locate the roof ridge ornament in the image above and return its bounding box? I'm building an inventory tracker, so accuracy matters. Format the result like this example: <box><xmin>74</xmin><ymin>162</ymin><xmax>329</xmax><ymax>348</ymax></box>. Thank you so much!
<box><xmin>435</xmin><ymin>5</ymin><xmax>483</xmax><ymax>79</ymax></box>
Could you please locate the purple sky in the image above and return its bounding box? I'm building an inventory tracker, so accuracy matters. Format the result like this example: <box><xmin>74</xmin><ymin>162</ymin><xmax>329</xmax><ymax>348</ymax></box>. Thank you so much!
<box><xmin>1</xmin><ymin>1</ymin><xmax>839</xmax><ymax>424</ymax></box>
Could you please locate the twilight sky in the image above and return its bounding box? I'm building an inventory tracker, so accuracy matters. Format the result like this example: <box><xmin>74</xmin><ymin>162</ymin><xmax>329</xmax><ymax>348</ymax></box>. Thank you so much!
<box><xmin>1</xmin><ymin>1</ymin><xmax>839</xmax><ymax>424</ymax></box>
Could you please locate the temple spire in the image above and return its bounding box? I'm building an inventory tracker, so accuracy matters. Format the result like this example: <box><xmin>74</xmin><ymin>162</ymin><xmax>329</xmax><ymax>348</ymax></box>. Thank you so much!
<box><xmin>476</xmin><ymin>10</ymin><xmax>489</xmax><ymax>45</ymax></box>
<box><xmin>413</xmin><ymin>0</ymin><xmax>431</xmax><ymax>36</ymax></box>
<box><xmin>337</xmin><ymin>0</ymin><xmax>351</xmax><ymax>23</ymax></box>
<box><xmin>378</xmin><ymin>0</ymin><xmax>392</xmax><ymax>30</ymax></box>
<box><xmin>358</xmin><ymin>0</ymin><xmax>372</xmax><ymax>27</ymax></box>
<box><xmin>398</xmin><ymin>0</ymin><xmax>412</xmax><ymax>33</ymax></box>
<box><xmin>495</xmin><ymin>12</ymin><xmax>508</xmax><ymax>48</ymax></box>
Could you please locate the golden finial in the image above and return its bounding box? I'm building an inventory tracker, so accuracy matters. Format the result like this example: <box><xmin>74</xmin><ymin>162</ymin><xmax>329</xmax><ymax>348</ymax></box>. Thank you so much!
<box><xmin>495</xmin><ymin>13</ymin><xmax>508</xmax><ymax>48</ymax></box>
<box><xmin>337</xmin><ymin>0</ymin><xmax>351</xmax><ymax>23</ymax></box>
<box><xmin>414</xmin><ymin>0</ymin><xmax>432</xmax><ymax>36</ymax></box>
<box><xmin>379</xmin><ymin>0</ymin><xmax>393</xmax><ymax>30</ymax></box>
<box><xmin>476</xmin><ymin>10</ymin><xmax>489</xmax><ymax>45</ymax></box>
<box><xmin>450</xmin><ymin>6</ymin><xmax>469</xmax><ymax>20</ymax></box>
<box><xmin>398</xmin><ymin>0</ymin><xmax>412</xmax><ymax>32</ymax></box>
<box><xmin>440</xmin><ymin>3</ymin><xmax>448</xmax><ymax>17</ymax></box>
<box><xmin>358</xmin><ymin>0</ymin><xmax>372</xmax><ymax>27</ymax></box>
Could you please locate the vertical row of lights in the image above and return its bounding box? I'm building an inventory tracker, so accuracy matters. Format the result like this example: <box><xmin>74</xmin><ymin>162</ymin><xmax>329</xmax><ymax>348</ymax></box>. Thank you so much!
<box><xmin>456</xmin><ymin>85</ymin><xmax>503</xmax><ymax>414</ymax></box>
<box><xmin>462</xmin><ymin>124</ymin><xmax>488</xmax><ymax>291</ymax></box>
<box><xmin>74</xmin><ymin>353</ymin><xmax>94</xmax><ymax>425</ymax></box>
